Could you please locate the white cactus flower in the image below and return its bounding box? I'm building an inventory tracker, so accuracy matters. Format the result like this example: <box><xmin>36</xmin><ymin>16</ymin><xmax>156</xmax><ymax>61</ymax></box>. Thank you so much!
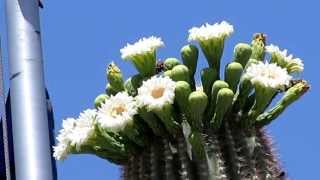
<box><xmin>97</xmin><ymin>92</ymin><xmax>137</xmax><ymax>132</ymax></box>
<box><xmin>188</xmin><ymin>21</ymin><xmax>234</xmax><ymax>42</ymax></box>
<box><xmin>69</xmin><ymin>109</ymin><xmax>97</xmax><ymax>151</ymax></box>
<box><xmin>53</xmin><ymin>118</ymin><xmax>77</xmax><ymax>160</ymax></box>
<box><xmin>245</xmin><ymin>62</ymin><xmax>292</xmax><ymax>90</ymax></box>
<box><xmin>136</xmin><ymin>76</ymin><xmax>176</xmax><ymax>110</ymax></box>
<box><xmin>120</xmin><ymin>36</ymin><xmax>164</xmax><ymax>60</ymax></box>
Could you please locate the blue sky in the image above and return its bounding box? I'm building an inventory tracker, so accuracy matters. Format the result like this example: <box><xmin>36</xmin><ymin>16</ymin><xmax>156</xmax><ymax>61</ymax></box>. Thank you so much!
<box><xmin>1</xmin><ymin>0</ymin><xmax>319</xmax><ymax>179</ymax></box>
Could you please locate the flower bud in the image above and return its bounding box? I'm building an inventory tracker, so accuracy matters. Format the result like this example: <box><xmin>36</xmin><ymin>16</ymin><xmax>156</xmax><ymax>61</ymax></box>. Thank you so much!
<box><xmin>234</xmin><ymin>43</ymin><xmax>252</xmax><ymax>67</ymax></box>
<box><xmin>250</xmin><ymin>33</ymin><xmax>266</xmax><ymax>61</ymax></box>
<box><xmin>181</xmin><ymin>44</ymin><xmax>199</xmax><ymax>76</ymax></box>
<box><xmin>106</xmin><ymin>83</ymin><xmax>117</xmax><ymax>95</ymax></box>
<box><xmin>124</xmin><ymin>74</ymin><xmax>143</xmax><ymax>96</ymax></box>
<box><xmin>164</xmin><ymin>70</ymin><xmax>172</xmax><ymax>78</ymax></box>
<box><xmin>224</xmin><ymin>62</ymin><xmax>243</xmax><ymax>92</ymax></box>
<box><xmin>171</xmin><ymin>65</ymin><xmax>190</xmax><ymax>83</ymax></box>
<box><xmin>208</xmin><ymin>80</ymin><xmax>229</xmax><ymax>118</ymax></box>
<box><xmin>94</xmin><ymin>94</ymin><xmax>109</xmax><ymax>108</ymax></box>
<box><xmin>175</xmin><ymin>81</ymin><xmax>192</xmax><ymax>113</ymax></box>
<box><xmin>211</xmin><ymin>88</ymin><xmax>234</xmax><ymax>129</ymax></box>
<box><xmin>201</xmin><ymin>68</ymin><xmax>218</xmax><ymax>98</ymax></box>
<box><xmin>164</xmin><ymin>58</ymin><xmax>181</xmax><ymax>71</ymax></box>
<box><xmin>107</xmin><ymin>62</ymin><xmax>125</xmax><ymax>92</ymax></box>
<box><xmin>188</xmin><ymin>91</ymin><xmax>208</xmax><ymax>130</ymax></box>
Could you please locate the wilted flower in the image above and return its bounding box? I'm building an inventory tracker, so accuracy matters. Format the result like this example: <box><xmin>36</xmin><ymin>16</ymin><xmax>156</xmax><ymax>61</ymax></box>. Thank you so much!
<box><xmin>265</xmin><ymin>44</ymin><xmax>304</xmax><ymax>73</ymax></box>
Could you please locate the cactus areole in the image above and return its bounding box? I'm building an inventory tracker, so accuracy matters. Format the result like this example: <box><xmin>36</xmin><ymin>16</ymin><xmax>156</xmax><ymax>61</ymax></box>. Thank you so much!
<box><xmin>54</xmin><ymin>21</ymin><xmax>309</xmax><ymax>180</ymax></box>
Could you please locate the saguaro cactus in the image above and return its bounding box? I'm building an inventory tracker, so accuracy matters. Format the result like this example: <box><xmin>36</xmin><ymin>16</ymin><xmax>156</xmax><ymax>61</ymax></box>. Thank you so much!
<box><xmin>54</xmin><ymin>21</ymin><xmax>309</xmax><ymax>180</ymax></box>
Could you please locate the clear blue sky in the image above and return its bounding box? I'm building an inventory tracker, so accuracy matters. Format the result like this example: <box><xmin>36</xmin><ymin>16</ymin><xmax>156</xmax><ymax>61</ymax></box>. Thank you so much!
<box><xmin>0</xmin><ymin>0</ymin><xmax>319</xmax><ymax>179</ymax></box>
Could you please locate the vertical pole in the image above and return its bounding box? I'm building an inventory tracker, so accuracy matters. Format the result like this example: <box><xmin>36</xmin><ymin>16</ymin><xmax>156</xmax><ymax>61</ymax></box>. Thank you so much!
<box><xmin>4</xmin><ymin>0</ymin><xmax>55</xmax><ymax>180</ymax></box>
<box><xmin>0</xmin><ymin>37</ymin><xmax>11</xmax><ymax>180</ymax></box>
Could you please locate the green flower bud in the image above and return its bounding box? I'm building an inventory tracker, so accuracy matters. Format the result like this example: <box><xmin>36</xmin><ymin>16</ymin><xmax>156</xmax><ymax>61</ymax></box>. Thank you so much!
<box><xmin>164</xmin><ymin>70</ymin><xmax>172</xmax><ymax>78</ymax></box>
<box><xmin>256</xmin><ymin>80</ymin><xmax>309</xmax><ymax>127</ymax></box>
<box><xmin>188</xmin><ymin>91</ymin><xmax>208</xmax><ymax>130</ymax></box>
<box><xmin>124</xmin><ymin>74</ymin><xmax>143</xmax><ymax>96</ymax></box>
<box><xmin>171</xmin><ymin>65</ymin><xmax>190</xmax><ymax>83</ymax></box>
<box><xmin>234</xmin><ymin>43</ymin><xmax>252</xmax><ymax>67</ymax></box>
<box><xmin>181</xmin><ymin>44</ymin><xmax>199</xmax><ymax>76</ymax></box>
<box><xmin>164</xmin><ymin>58</ymin><xmax>181</xmax><ymax>71</ymax></box>
<box><xmin>175</xmin><ymin>81</ymin><xmax>192</xmax><ymax>114</ymax></box>
<box><xmin>107</xmin><ymin>62</ymin><xmax>125</xmax><ymax>91</ymax></box>
<box><xmin>94</xmin><ymin>94</ymin><xmax>109</xmax><ymax>108</ymax></box>
<box><xmin>208</xmin><ymin>80</ymin><xmax>229</xmax><ymax>118</ymax></box>
<box><xmin>211</xmin><ymin>88</ymin><xmax>234</xmax><ymax>129</ymax></box>
<box><xmin>201</xmin><ymin>68</ymin><xmax>218</xmax><ymax>99</ymax></box>
<box><xmin>106</xmin><ymin>83</ymin><xmax>117</xmax><ymax>95</ymax></box>
<box><xmin>224</xmin><ymin>62</ymin><xmax>243</xmax><ymax>93</ymax></box>
<box><xmin>250</xmin><ymin>33</ymin><xmax>266</xmax><ymax>61</ymax></box>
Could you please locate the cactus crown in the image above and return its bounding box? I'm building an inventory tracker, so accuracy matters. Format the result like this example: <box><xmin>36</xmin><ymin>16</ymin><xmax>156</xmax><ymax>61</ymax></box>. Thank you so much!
<box><xmin>54</xmin><ymin>21</ymin><xmax>309</xmax><ymax>180</ymax></box>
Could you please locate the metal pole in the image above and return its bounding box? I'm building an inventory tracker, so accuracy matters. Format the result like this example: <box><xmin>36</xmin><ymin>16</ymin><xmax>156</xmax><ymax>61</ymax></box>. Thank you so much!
<box><xmin>0</xmin><ymin>37</ymin><xmax>11</xmax><ymax>180</ymax></box>
<box><xmin>4</xmin><ymin>0</ymin><xmax>54</xmax><ymax>179</ymax></box>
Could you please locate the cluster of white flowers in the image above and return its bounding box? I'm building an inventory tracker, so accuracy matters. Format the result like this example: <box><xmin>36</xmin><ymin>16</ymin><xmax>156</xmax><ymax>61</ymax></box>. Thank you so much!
<box><xmin>265</xmin><ymin>44</ymin><xmax>304</xmax><ymax>72</ymax></box>
<box><xmin>188</xmin><ymin>21</ymin><xmax>234</xmax><ymax>42</ymax></box>
<box><xmin>97</xmin><ymin>92</ymin><xmax>138</xmax><ymax>132</ymax></box>
<box><xmin>136</xmin><ymin>76</ymin><xmax>176</xmax><ymax>110</ymax></box>
<box><xmin>245</xmin><ymin>62</ymin><xmax>292</xmax><ymax>90</ymax></box>
<box><xmin>120</xmin><ymin>36</ymin><xmax>164</xmax><ymax>60</ymax></box>
<box><xmin>53</xmin><ymin>118</ymin><xmax>77</xmax><ymax>160</ymax></box>
<box><xmin>53</xmin><ymin>109</ymin><xmax>97</xmax><ymax>160</ymax></box>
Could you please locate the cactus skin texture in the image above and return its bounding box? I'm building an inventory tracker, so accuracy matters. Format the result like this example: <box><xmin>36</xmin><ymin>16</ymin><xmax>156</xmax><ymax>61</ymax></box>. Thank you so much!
<box><xmin>122</xmin><ymin>116</ymin><xmax>286</xmax><ymax>180</ymax></box>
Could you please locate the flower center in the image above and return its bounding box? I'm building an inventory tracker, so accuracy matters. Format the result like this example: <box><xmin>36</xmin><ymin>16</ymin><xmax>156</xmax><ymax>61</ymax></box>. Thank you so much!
<box><xmin>151</xmin><ymin>87</ymin><xmax>165</xmax><ymax>99</ymax></box>
<box><xmin>112</xmin><ymin>105</ymin><xmax>126</xmax><ymax>116</ymax></box>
